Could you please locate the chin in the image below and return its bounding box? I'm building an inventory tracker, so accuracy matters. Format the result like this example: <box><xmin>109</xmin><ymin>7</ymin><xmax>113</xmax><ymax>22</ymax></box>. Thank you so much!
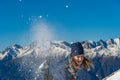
<box><xmin>77</xmin><ymin>62</ymin><xmax>82</xmax><ymax>65</ymax></box>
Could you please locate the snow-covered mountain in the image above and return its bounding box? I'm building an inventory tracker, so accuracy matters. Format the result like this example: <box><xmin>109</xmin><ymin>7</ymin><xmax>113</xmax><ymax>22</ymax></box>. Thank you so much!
<box><xmin>0</xmin><ymin>38</ymin><xmax>120</xmax><ymax>80</ymax></box>
<box><xmin>0</xmin><ymin>44</ymin><xmax>23</xmax><ymax>61</ymax></box>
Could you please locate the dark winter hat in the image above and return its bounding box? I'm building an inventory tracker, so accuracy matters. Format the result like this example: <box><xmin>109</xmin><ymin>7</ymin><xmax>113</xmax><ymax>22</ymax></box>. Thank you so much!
<box><xmin>71</xmin><ymin>42</ymin><xmax>84</xmax><ymax>57</ymax></box>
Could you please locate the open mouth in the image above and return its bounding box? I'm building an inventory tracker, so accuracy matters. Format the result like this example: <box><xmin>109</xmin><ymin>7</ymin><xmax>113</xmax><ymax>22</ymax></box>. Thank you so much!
<box><xmin>77</xmin><ymin>61</ymin><xmax>82</xmax><ymax>63</ymax></box>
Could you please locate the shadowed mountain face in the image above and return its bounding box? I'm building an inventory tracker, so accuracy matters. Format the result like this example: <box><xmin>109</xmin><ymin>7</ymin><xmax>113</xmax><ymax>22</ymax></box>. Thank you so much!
<box><xmin>0</xmin><ymin>38</ymin><xmax>120</xmax><ymax>80</ymax></box>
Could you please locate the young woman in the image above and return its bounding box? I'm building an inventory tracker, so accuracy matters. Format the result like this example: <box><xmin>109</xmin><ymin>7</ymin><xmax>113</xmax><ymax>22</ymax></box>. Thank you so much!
<box><xmin>66</xmin><ymin>42</ymin><xmax>94</xmax><ymax>80</ymax></box>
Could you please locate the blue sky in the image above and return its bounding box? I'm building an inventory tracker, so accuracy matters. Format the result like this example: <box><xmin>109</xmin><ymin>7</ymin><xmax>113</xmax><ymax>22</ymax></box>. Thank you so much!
<box><xmin>0</xmin><ymin>0</ymin><xmax>120</xmax><ymax>51</ymax></box>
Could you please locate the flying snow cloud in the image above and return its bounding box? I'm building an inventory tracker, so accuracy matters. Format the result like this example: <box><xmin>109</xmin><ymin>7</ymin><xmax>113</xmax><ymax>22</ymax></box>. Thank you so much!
<box><xmin>19</xmin><ymin>19</ymin><xmax>59</xmax><ymax>79</ymax></box>
<box><xmin>30</xmin><ymin>20</ymin><xmax>57</xmax><ymax>51</ymax></box>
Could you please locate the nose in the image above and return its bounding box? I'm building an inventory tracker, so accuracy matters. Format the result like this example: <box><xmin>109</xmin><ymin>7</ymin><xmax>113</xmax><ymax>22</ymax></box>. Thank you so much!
<box><xmin>78</xmin><ymin>57</ymin><xmax>82</xmax><ymax>61</ymax></box>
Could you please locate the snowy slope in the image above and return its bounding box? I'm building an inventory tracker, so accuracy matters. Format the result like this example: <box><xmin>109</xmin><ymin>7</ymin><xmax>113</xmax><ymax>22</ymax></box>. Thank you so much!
<box><xmin>103</xmin><ymin>69</ymin><xmax>120</xmax><ymax>80</ymax></box>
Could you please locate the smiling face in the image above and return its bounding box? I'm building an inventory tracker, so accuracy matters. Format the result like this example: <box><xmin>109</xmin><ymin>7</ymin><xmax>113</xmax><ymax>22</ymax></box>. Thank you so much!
<box><xmin>72</xmin><ymin>55</ymin><xmax>84</xmax><ymax>65</ymax></box>
<box><xmin>69</xmin><ymin>54</ymin><xmax>94</xmax><ymax>71</ymax></box>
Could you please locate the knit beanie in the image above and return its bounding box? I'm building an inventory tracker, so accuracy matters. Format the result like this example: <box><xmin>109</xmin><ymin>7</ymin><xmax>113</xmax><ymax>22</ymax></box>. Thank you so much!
<box><xmin>71</xmin><ymin>42</ymin><xmax>84</xmax><ymax>57</ymax></box>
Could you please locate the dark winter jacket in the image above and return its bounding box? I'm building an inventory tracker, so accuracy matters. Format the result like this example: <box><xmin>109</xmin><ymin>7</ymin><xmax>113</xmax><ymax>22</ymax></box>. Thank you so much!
<box><xmin>65</xmin><ymin>56</ymin><xmax>98</xmax><ymax>80</ymax></box>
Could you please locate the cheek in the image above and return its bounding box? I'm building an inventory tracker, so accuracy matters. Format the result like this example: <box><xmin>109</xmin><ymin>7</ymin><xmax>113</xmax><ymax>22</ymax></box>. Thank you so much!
<box><xmin>74</xmin><ymin>57</ymin><xmax>78</xmax><ymax>60</ymax></box>
<box><xmin>82</xmin><ymin>57</ymin><xmax>84</xmax><ymax>60</ymax></box>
